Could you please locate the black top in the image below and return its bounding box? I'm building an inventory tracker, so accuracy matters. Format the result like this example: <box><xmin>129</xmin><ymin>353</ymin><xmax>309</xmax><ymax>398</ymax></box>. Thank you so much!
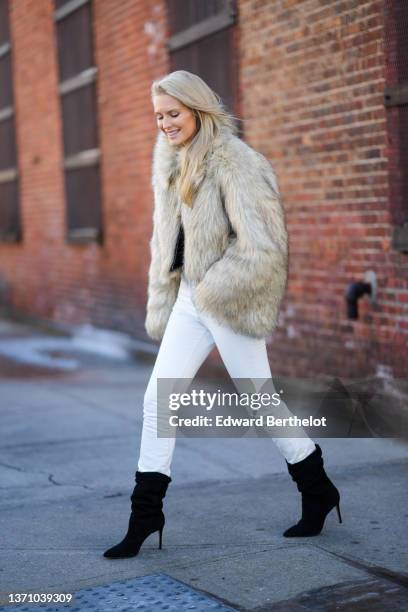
<box><xmin>169</xmin><ymin>223</ymin><xmax>184</xmax><ymax>272</ymax></box>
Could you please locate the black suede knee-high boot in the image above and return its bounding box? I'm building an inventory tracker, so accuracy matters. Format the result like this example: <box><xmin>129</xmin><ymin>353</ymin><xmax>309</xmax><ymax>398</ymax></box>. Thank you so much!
<box><xmin>103</xmin><ymin>471</ymin><xmax>172</xmax><ymax>558</ymax></box>
<box><xmin>283</xmin><ymin>444</ymin><xmax>342</xmax><ymax>537</ymax></box>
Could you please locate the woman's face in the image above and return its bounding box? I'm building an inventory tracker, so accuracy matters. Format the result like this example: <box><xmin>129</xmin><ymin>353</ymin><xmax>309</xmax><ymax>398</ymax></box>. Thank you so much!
<box><xmin>153</xmin><ymin>94</ymin><xmax>198</xmax><ymax>146</ymax></box>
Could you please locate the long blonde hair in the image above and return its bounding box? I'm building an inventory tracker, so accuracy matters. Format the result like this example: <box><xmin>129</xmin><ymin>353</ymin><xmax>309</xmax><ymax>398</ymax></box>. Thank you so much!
<box><xmin>151</xmin><ymin>70</ymin><xmax>239</xmax><ymax>207</ymax></box>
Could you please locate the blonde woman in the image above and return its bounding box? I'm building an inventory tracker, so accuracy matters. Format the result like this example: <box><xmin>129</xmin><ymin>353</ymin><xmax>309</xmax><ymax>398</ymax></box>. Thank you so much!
<box><xmin>103</xmin><ymin>70</ymin><xmax>342</xmax><ymax>559</ymax></box>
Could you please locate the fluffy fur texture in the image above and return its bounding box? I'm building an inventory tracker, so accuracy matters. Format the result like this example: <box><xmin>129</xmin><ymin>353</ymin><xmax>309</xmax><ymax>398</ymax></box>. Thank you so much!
<box><xmin>145</xmin><ymin>126</ymin><xmax>289</xmax><ymax>340</ymax></box>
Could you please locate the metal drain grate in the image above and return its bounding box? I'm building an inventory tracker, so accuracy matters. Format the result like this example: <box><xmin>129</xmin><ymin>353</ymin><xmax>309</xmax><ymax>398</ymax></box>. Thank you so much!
<box><xmin>0</xmin><ymin>573</ymin><xmax>237</xmax><ymax>611</ymax></box>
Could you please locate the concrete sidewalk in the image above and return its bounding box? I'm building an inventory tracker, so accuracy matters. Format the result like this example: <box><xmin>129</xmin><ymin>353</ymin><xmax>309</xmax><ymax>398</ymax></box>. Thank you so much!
<box><xmin>0</xmin><ymin>318</ymin><xmax>407</xmax><ymax>611</ymax></box>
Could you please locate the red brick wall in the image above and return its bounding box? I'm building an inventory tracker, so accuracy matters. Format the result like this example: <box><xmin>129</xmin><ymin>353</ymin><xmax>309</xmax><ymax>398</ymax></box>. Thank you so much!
<box><xmin>238</xmin><ymin>0</ymin><xmax>407</xmax><ymax>378</ymax></box>
<box><xmin>1</xmin><ymin>0</ymin><xmax>169</xmax><ymax>337</ymax></box>
<box><xmin>0</xmin><ymin>0</ymin><xmax>406</xmax><ymax>380</ymax></box>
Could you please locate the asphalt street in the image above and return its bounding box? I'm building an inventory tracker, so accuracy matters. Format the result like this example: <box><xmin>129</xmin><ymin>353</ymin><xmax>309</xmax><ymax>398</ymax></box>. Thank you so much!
<box><xmin>0</xmin><ymin>318</ymin><xmax>407</xmax><ymax>611</ymax></box>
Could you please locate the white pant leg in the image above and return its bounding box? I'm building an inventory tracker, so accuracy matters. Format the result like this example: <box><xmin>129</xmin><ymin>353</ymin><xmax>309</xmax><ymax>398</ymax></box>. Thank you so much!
<box><xmin>137</xmin><ymin>278</ymin><xmax>215</xmax><ymax>477</ymax></box>
<box><xmin>196</xmin><ymin>297</ymin><xmax>316</xmax><ymax>465</ymax></box>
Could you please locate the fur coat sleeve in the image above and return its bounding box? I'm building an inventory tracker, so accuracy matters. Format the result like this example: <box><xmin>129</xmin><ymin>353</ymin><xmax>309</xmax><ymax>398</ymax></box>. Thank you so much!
<box><xmin>144</xmin><ymin>181</ymin><xmax>180</xmax><ymax>341</ymax></box>
<box><xmin>192</xmin><ymin>138</ymin><xmax>289</xmax><ymax>338</ymax></box>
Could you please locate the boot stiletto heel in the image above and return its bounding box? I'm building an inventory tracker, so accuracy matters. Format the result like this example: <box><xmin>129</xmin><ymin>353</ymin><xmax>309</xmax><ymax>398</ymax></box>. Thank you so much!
<box><xmin>336</xmin><ymin>503</ymin><xmax>342</xmax><ymax>523</ymax></box>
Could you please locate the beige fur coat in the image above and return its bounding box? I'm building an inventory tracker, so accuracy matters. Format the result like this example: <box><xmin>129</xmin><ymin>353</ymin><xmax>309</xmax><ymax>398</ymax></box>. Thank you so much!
<box><xmin>144</xmin><ymin>126</ymin><xmax>289</xmax><ymax>340</ymax></box>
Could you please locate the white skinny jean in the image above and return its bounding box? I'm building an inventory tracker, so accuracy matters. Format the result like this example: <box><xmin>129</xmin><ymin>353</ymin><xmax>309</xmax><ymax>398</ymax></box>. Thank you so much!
<box><xmin>138</xmin><ymin>275</ymin><xmax>316</xmax><ymax>477</ymax></box>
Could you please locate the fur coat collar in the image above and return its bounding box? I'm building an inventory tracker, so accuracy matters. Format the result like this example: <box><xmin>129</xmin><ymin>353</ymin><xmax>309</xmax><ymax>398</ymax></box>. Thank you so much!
<box><xmin>145</xmin><ymin>126</ymin><xmax>289</xmax><ymax>340</ymax></box>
